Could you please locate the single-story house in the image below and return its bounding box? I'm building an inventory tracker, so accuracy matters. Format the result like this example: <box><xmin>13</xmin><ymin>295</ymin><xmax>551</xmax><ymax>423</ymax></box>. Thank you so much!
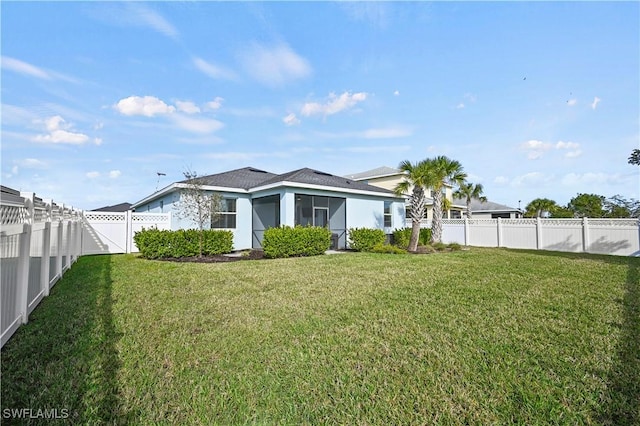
<box><xmin>132</xmin><ymin>167</ymin><xmax>406</xmax><ymax>250</ymax></box>
<box><xmin>456</xmin><ymin>199</ymin><xmax>522</xmax><ymax>219</ymax></box>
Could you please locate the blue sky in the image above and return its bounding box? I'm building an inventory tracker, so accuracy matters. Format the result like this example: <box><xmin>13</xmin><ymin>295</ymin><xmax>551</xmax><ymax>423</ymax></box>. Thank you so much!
<box><xmin>2</xmin><ymin>1</ymin><xmax>638</xmax><ymax>210</ymax></box>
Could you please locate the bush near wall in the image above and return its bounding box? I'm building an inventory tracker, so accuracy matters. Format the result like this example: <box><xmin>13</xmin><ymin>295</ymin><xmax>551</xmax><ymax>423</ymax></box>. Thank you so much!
<box><xmin>348</xmin><ymin>228</ymin><xmax>386</xmax><ymax>252</ymax></box>
<box><xmin>392</xmin><ymin>227</ymin><xmax>432</xmax><ymax>249</ymax></box>
<box><xmin>134</xmin><ymin>228</ymin><xmax>233</xmax><ymax>259</ymax></box>
<box><xmin>262</xmin><ymin>226</ymin><xmax>331</xmax><ymax>258</ymax></box>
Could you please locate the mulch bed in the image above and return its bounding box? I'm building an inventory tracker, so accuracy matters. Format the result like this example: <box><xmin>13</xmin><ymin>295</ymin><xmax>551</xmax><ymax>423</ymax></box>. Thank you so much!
<box><xmin>159</xmin><ymin>250</ymin><xmax>265</xmax><ymax>263</ymax></box>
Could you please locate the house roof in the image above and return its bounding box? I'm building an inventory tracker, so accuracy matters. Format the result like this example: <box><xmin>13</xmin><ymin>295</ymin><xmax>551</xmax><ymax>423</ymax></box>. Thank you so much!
<box><xmin>455</xmin><ymin>198</ymin><xmax>520</xmax><ymax>212</ymax></box>
<box><xmin>92</xmin><ymin>202</ymin><xmax>132</xmax><ymax>212</ymax></box>
<box><xmin>344</xmin><ymin>166</ymin><xmax>402</xmax><ymax>180</ymax></box>
<box><xmin>133</xmin><ymin>166</ymin><xmax>397</xmax><ymax>208</ymax></box>
<box><xmin>179</xmin><ymin>167</ymin><xmax>277</xmax><ymax>190</ymax></box>
<box><xmin>256</xmin><ymin>168</ymin><xmax>395</xmax><ymax>194</ymax></box>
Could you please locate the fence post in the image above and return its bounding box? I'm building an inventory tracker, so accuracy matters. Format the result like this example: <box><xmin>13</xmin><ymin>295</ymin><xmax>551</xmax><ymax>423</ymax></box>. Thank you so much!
<box><xmin>126</xmin><ymin>210</ymin><xmax>133</xmax><ymax>253</ymax></box>
<box><xmin>41</xmin><ymin>200</ymin><xmax>52</xmax><ymax>297</ymax></box>
<box><xmin>55</xmin><ymin>206</ymin><xmax>63</xmax><ymax>279</ymax></box>
<box><xmin>63</xmin><ymin>205</ymin><xmax>72</xmax><ymax>271</ymax></box>
<box><xmin>497</xmin><ymin>217</ymin><xmax>503</xmax><ymax>247</ymax></box>
<box><xmin>464</xmin><ymin>217</ymin><xmax>470</xmax><ymax>246</ymax></box>
<box><xmin>536</xmin><ymin>217</ymin><xmax>543</xmax><ymax>250</ymax></box>
<box><xmin>17</xmin><ymin>192</ymin><xmax>34</xmax><ymax>324</ymax></box>
<box><xmin>582</xmin><ymin>217</ymin><xmax>590</xmax><ymax>253</ymax></box>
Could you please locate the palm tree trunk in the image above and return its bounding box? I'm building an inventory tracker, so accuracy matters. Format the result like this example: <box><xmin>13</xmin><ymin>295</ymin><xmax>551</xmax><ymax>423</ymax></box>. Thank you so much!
<box><xmin>431</xmin><ymin>189</ymin><xmax>444</xmax><ymax>243</ymax></box>
<box><xmin>408</xmin><ymin>186</ymin><xmax>425</xmax><ymax>252</ymax></box>
<box><xmin>467</xmin><ymin>199</ymin><xmax>473</xmax><ymax>220</ymax></box>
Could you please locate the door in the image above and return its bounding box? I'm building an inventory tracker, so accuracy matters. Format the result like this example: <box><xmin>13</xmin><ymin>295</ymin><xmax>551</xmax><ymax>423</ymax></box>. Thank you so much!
<box><xmin>314</xmin><ymin>208</ymin><xmax>328</xmax><ymax>228</ymax></box>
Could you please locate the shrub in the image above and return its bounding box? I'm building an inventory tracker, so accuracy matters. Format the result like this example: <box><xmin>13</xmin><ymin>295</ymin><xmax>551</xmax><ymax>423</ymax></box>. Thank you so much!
<box><xmin>448</xmin><ymin>243</ymin><xmax>462</xmax><ymax>251</ymax></box>
<box><xmin>432</xmin><ymin>241</ymin><xmax>448</xmax><ymax>252</ymax></box>
<box><xmin>370</xmin><ymin>243</ymin><xmax>407</xmax><ymax>254</ymax></box>
<box><xmin>348</xmin><ymin>228</ymin><xmax>386</xmax><ymax>252</ymax></box>
<box><xmin>134</xmin><ymin>228</ymin><xmax>233</xmax><ymax>259</ymax></box>
<box><xmin>262</xmin><ymin>226</ymin><xmax>331</xmax><ymax>259</ymax></box>
<box><xmin>392</xmin><ymin>227</ymin><xmax>432</xmax><ymax>249</ymax></box>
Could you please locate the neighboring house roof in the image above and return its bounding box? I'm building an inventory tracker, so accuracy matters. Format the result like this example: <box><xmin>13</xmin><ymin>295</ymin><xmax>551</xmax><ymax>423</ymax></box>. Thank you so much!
<box><xmin>92</xmin><ymin>203</ymin><xmax>132</xmax><ymax>212</ymax></box>
<box><xmin>133</xmin><ymin>166</ymin><xmax>397</xmax><ymax>208</ymax></box>
<box><xmin>456</xmin><ymin>198</ymin><xmax>520</xmax><ymax>213</ymax></box>
<box><xmin>344</xmin><ymin>166</ymin><xmax>402</xmax><ymax>180</ymax></box>
<box><xmin>179</xmin><ymin>167</ymin><xmax>277</xmax><ymax>190</ymax></box>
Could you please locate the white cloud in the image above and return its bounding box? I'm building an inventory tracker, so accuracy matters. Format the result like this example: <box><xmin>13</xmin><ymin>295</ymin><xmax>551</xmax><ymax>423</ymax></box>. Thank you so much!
<box><xmin>127</xmin><ymin>3</ymin><xmax>178</xmax><ymax>39</ymax></box>
<box><xmin>33</xmin><ymin>115</ymin><xmax>93</xmax><ymax>145</ymax></box>
<box><xmin>17</xmin><ymin>158</ymin><xmax>47</xmax><ymax>169</ymax></box>
<box><xmin>456</xmin><ymin>103</ymin><xmax>465</xmax><ymax>109</ymax></box>
<box><xmin>283</xmin><ymin>113</ymin><xmax>300</xmax><ymax>126</ymax></box>
<box><xmin>94</xmin><ymin>137</ymin><xmax>103</xmax><ymax>146</ymax></box>
<box><xmin>1</xmin><ymin>56</ymin><xmax>51</xmax><ymax>80</ymax></box>
<box><xmin>555</xmin><ymin>141</ymin><xmax>579</xmax><ymax>150</ymax></box>
<box><xmin>86</xmin><ymin>171</ymin><xmax>100</xmax><ymax>179</ymax></box>
<box><xmin>394</xmin><ymin>90</ymin><xmax>400</xmax><ymax>96</ymax></box>
<box><xmin>108</xmin><ymin>170</ymin><xmax>121</xmax><ymax>178</ymax></box>
<box><xmin>115</xmin><ymin>96</ymin><xmax>176</xmax><ymax>117</ymax></box>
<box><xmin>511</xmin><ymin>172</ymin><xmax>554</xmax><ymax>187</ymax></box>
<box><xmin>561</xmin><ymin>172</ymin><xmax>625</xmax><ymax>186</ymax></box>
<box><xmin>567</xmin><ymin>98</ymin><xmax>577</xmax><ymax>106</ymax></box>
<box><xmin>240</xmin><ymin>42</ymin><xmax>312</xmax><ymax>87</ymax></box>
<box><xmin>175</xmin><ymin>100</ymin><xmax>201</xmax><ymax>114</ymax></box>
<box><xmin>521</xmin><ymin>139</ymin><xmax>552</xmax><ymax>159</ymax></box>
<box><xmin>564</xmin><ymin>150</ymin><xmax>582</xmax><ymax>158</ymax></box>
<box><xmin>301</xmin><ymin>91</ymin><xmax>368</xmax><ymax>117</ymax></box>
<box><xmin>193</xmin><ymin>57</ymin><xmax>238</xmax><ymax>81</ymax></box>
<box><xmin>591</xmin><ymin>96</ymin><xmax>601</xmax><ymax>110</ymax></box>
<box><xmin>206</xmin><ymin>97</ymin><xmax>224</xmax><ymax>110</ymax></box>
<box><xmin>494</xmin><ymin>176</ymin><xmax>509</xmax><ymax>185</ymax></box>
<box><xmin>170</xmin><ymin>114</ymin><xmax>224</xmax><ymax>134</ymax></box>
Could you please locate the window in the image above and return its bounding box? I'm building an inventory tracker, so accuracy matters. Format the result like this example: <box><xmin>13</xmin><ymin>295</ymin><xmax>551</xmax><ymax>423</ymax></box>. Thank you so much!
<box><xmin>212</xmin><ymin>198</ymin><xmax>237</xmax><ymax>228</ymax></box>
<box><xmin>384</xmin><ymin>201</ymin><xmax>392</xmax><ymax>227</ymax></box>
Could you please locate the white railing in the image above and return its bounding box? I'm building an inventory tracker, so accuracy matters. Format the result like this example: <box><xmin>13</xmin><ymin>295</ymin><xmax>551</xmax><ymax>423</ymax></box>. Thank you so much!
<box><xmin>406</xmin><ymin>217</ymin><xmax>640</xmax><ymax>256</ymax></box>
<box><xmin>1</xmin><ymin>189</ymin><xmax>83</xmax><ymax>348</ymax></box>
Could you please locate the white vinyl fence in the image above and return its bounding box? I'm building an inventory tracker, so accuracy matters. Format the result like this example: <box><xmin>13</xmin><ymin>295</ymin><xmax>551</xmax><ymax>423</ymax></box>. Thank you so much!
<box><xmin>82</xmin><ymin>211</ymin><xmax>171</xmax><ymax>255</ymax></box>
<box><xmin>408</xmin><ymin>217</ymin><xmax>640</xmax><ymax>256</ymax></box>
<box><xmin>1</xmin><ymin>189</ymin><xmax>83</xmax><ymax>347</ymax></box>
<box><xmin>0</xmin><ymin>187</ymin><xmax>171</xmax><ymax>348</ymax></box>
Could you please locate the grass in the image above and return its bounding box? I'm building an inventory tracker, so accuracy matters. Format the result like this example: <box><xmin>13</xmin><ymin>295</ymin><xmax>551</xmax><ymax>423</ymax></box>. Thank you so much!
<box><xmin>1</xmin><ymin>248</ymin><xmax>638</xmax><ymax>425</ymax></box>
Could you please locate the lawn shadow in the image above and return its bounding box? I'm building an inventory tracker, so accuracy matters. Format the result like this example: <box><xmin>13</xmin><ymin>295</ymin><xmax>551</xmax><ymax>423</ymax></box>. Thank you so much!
<box><xmin>597</xmin><ymin>257</ymin><xmax>639</xmax><ymax>425</ymax></box>
<box><xmin>0</xmin><ymin>255</ymin><xmax>133</xmax><ymax>424</ymax></box>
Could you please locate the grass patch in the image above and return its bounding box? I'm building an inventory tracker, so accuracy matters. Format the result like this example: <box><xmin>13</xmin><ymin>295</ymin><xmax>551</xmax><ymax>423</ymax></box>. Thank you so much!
<box><xmin>1</xmin><ymin>248</ymin><xmax>638</xmax><ymax>424</ymax></box>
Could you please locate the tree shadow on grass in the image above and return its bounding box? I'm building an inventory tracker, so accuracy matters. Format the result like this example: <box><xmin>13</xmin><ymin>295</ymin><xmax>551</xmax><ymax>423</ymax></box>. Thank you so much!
<box><xmin>1</xmin><ymin>255</ymin><xmax>134</xmax><ymax>424</ymax></box>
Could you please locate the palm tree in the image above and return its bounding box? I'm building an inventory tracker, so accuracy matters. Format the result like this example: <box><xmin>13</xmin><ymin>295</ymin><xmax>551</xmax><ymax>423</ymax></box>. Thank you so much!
<box><xmin>428</xmin><ymin>156</ymin><xmax>467</xmax><ymax>243</ymax></box>
<box><xmin>524</xmin><ymin>198</ymin><xmax>558</xmax><ymax>217</ymax></box>
<box><xmin>454</xmin><ymin>182</ymin><xmax>487</xmax><ymax>220</ymax></box>
<box><xmin>394</xmin><ymin>160</ymin><xmax>435</xmax><ymax>252</ymax></box>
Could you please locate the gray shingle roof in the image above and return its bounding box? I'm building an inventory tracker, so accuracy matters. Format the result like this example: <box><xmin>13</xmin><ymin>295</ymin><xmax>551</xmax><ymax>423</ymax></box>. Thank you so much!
<box><xmin>179</xmin><ymin>167</ymin><xmax>277</xmax><ymax>190</ymax></box>
<box><xmin>454</xmin><ymin>198</ymin><xmax>519</xmax><ymax>212</ymax></box>
<box><xmin>344</xmin><ymin>166</ymin><xmax>402</xmax><ymax>180</ymax></box>
<box><xmin>256</xmin><ymin>168</ymin><xmax>395</xmax><ymax>194</ymax></box>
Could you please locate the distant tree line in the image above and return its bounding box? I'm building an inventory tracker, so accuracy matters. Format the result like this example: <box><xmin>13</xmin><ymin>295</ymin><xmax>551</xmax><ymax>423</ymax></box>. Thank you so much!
<box><xmin>524</xmin><ymin>193</ymin><xmax>639</xmax><ymax>219</ymax></box>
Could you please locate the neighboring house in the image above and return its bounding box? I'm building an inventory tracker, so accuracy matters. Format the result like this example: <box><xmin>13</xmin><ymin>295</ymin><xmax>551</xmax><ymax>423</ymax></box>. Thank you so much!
<box><xmin>132</xmin><ymin>167</ymin><xmax>405</xmax><ymax>250</ymax></box>
<box><xmin>344</xmin><ymin>166</ymin><xmax>466</xmax><ymax>220</ymax></box>
<box><xmin>456</xmin><ymin>199</ymin><xmax>522</xmax><ymax>219</ymax></box>
<box><xmin>91</xmin><ymin>202</ymin><xmax>132</xmax><ymax>212</ymax></box>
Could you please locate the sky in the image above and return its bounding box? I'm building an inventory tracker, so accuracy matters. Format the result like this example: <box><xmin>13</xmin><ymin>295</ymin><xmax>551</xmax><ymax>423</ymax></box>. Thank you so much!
<box><xmin>1</xmin><ymin>1</ymin><xmax>639</xmax><ymax>211</ymax></box>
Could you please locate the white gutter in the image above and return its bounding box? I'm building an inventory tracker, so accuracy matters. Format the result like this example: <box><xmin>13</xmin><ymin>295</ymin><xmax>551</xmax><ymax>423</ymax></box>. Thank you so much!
<box><xmin>250</xmin><ymin>181</ymin><xmax>404</xmax><ymax>199</ymax></box>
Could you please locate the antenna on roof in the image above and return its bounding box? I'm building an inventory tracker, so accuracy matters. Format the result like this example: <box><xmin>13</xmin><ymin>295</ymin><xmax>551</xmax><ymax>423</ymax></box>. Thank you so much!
<box><xmin>156</xmin><ymin>172</ymin><xmax>166</xmax><ymax>191</ymax></box>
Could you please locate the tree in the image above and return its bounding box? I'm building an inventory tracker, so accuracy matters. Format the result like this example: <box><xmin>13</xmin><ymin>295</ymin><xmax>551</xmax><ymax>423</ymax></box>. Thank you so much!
<box><xmin>629</xmin><ymin>149</ymin><xmax>640</xmax><ymax>166</ymax></box>
<box><xmin>454</xmin><ymin>182</ymin><xmax>487</xmax><ymax>220</ymax></box>
<box><xmin>567</xmin><ymin>193</ymin><xmax>605</xmax><ymax>218</ymax></box>
<box><xmin>175</xmin><ymin>170</ymin><xmax>223</xmax><ymax>257</ymax></box>
<box><xmin>550</xmin><ymin>206</ymin><xmax>574</xmax><ymax>218</ymax></box>
<box><xmin>428</xmin><ymin>156</ymin><xmax>467</xmax><ymax>243</ymax></box>
<box><xmin>604</xmin><ymin>195</ymin><xmax>640</xmax><ymax>218</ymax></box>
<box><xmin>524</xmin><ymin>198</ymin><xmax>558</xmax><ymax>218</ymax></box>
<box><xmin>394</xmin><ymin>160</ymin><xmax>434</xmax><ymax>252</ymax></box>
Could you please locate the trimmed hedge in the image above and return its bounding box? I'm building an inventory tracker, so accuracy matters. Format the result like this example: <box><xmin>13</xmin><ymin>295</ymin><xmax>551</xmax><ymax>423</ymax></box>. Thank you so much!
<box><xmin>348</xmin><ymin>228</ymin><xmax>386</xmax><ymax>252</ymax></box>
<box><xmin>133</xmin><ymin>228</ymin><xmax>233</xmax><ymax>259</ymax></box>
<box><xmin>392</xmin><ymin>227</ymin><xmax>432</xmax><ymax>249</ymax></box>
<box><xmin>262</xmin><ymin>226</ymin><xmax>331</xmax><ymax>259</ymax></box>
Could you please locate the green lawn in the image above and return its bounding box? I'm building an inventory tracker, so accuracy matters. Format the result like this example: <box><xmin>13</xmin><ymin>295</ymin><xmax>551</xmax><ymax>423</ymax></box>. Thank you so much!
<box><xmin>1</xmin><ymin>248</ymin><xmax>638</xmax><ymax>425</ymax></box>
